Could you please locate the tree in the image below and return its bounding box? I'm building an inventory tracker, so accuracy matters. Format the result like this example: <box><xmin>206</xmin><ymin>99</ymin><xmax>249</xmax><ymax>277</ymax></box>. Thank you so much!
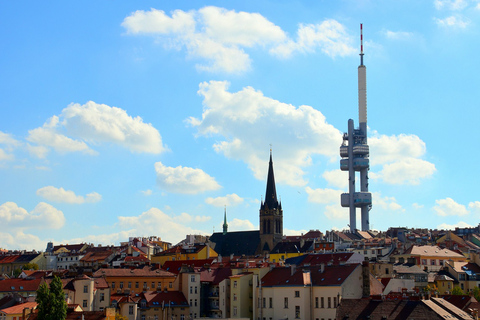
<box><xmin>35</xmin><ymin>276</ymin><xmax>67</xmax><ymax>320</ymax></box>
<box><xmin>452</xmin><ymin>285</ymin><xmax>463</xmax><ymax>295</ymax></box>
<box><xmin>115</xmin><ymin>313</ymin><xmax>128</xmax><ymax>320</ymax></box>
<box><xmin>23</xmin><ymin>262</ymin><xmax>39</xmax><ymax>270</ymax></box>
<box><xmin>473</xmin><ymin>286</ymin><xmax>480</xmax><ymax>301</ymax></box>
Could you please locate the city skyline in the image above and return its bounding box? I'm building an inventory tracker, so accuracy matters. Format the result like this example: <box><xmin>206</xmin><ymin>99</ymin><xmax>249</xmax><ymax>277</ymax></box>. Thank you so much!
<box><xmin>1</xmin><ymin>1</ymin><xmax>480</xmax><ymax>250</ymax></box>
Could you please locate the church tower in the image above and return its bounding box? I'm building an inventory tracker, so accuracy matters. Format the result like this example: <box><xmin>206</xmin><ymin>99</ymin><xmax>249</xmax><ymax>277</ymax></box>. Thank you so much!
<box><xmin>222</xmin><ymin>206</ymin><xmax>228</xmax><ymax>235</ymax></box>
<box><xmin>258</xmin><ymin>149</ymin><xmax>283</xmax><ymax>254</ymax></box>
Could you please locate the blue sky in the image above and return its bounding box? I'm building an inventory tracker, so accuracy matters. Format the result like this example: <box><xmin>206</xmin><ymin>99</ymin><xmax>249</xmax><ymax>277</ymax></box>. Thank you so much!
<box><xmin>1</xmin><ymin>1</ymin><xmax>479</xmax><ymax>250</ymax></box>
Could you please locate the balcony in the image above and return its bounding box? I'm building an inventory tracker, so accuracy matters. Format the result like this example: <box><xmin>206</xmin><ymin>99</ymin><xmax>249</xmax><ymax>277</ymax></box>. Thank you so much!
<box><xmin>340</xmin><ymin>158</ymin><xmax>369</xmax><ymax>171</ymax></box>
<box><xmin>341</xmin><ymin>192</ymin><xmax>372</xmax><ymax>207</ymax></box>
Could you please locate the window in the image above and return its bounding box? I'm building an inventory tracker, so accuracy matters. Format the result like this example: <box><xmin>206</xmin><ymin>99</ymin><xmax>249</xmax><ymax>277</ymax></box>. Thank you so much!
<box><xmin>233</xmin><ymin>294</ymin><xmax>237</xmax><ymax>301</ymax></box>
<box><xmin>328</xmin><ymin>297</ymin><xmax>331</xmax><ymax>308</ymax></box>
<box><xmin>269</xmin><ymin>297</ymin><xmax>273</xmax><ymax>308</ymax></box>
<box><xmin>129</xmin><ymin>305</ymin><xmax>134</xmax><ymax>315</ymax></box>
<box><xmin>262</xmin><ymin>297</ymin><xmax>266</xmax><ymax>308</ymax></box>
<box><xmin>321</xmin><ymin>297</ymin><xmax>324</xmax><ymax>308</ymax></box>
<box><xmin>190</xmin><ymin>299</ymin><xmax>192</xmax><ymax>306</ymax></box>
<box><xmin>295</xmin><ymin>306</ymin><xmax>300</xmax><ymax>319</ymax></box>
<box><xmin>143</xmin><ymin>282</ymin><xmax>147</xmax><ymax>289</ymax></box>
<box><xmin>83</xmin><ymin>300</ymin><xmax>87</xmax><ymax>308</ymax></box>
<box><xmin>422</xmin><ymin>259</ymin><xmax>427</xmax><ymax>265</ymax></box>
<box><xmin>234</xmin><ymin>281</ymin><xmax>237</xmax><ymax>288</ymax></box>
<box><xmin>83</xmin><ymin>285</ymin><xmax>88</xmax><ymax>293</ymax></box>
<box><xmin>333</xmin><ymin>297</ymin><xmax>337</xmax><ymax>307</ymax></box>
<box><xmin>295</xmin><ymin>290</ymin><xmax>300</xmax><ymax>297</ymax></box>
<box><xmin>431</xmin><ymin>260</ymin><xmax>436</xmax><ymax>265</ymax></box>
<box><xmin>194</xmin><ymin>299</ymin><xmax>197</xmax><ymax>307</ymax></box>
<box><xmin>120</xmin><ymin>282</ymin><xmax>124</xmax><ymax>289</ymax></box>
<box><xmin>195</xmin><ymin>286</ymin><xmax>197</xmax><ymax>294</ymax></box>
<box><xmin>111</xmin><ymin>282</ymin><xmax>115</xmax><ymax>289</ymax></box>
<box><xmin>233</xmin><ymin>307</ymin><xmax>237</xmax><ymax>316</ymax></box>
<box><xmin>180</xmin><ymin>316</ymin><xmax>185</xmax><ymax>320</ymax></box>
<box><xmin>284</xmin><ymin>297</ymin><xmax>288</xmax><ymax>308</ymax></box>
<box><xmin>135</xmin><ymin>282</ymin><xmax>139</xmax><ymax>288</ymax></box>
<box><xmin>141</xmin><ymin>315</ymin><xmax>145</xmax><ymax>320</ymax></box>
<box><xmin>385</xmin><ymin>268</ymin><xmax>389</xmax><ymax>275</ymax></box>
<box><xmin>169</xmin><ymin>282</ymin><xmax>172</xmax><ymax>288</ymax></box>
<box><xmin>315</xmin><ymin>297</ymin><xmax>319</xmax><ymax>308</ymax></box>
<box><xmin>128</xmin><ymin>282</ymin><xmax>131</xmax><ymax>288</ymax></box>
<box><xmin>190</xmin><ymin>287</ymin><xmax>192</xmax><ymax>294</ymax></box>
<box><xmin>191</xmin><ymin>275</ymin><xmax>196</xmax><ymax>282</ymax></box>
<box><xmin>100</xmin><ymin>293</ymin><xmax>104</xmax><ymax>302</ymax></box>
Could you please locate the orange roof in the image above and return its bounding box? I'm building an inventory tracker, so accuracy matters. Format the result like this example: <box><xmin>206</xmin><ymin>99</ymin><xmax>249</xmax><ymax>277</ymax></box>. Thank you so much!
<box><xmin>0</xmin><ymin>302</ymin><xmax>37</xmax><ymax>314</ymax></box>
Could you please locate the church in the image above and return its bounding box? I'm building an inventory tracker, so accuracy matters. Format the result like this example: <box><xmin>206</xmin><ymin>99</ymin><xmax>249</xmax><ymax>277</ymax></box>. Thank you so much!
<box><xmin>208</xmin><ymin>150</ymin><xmax>283</xmax><ymax>257</ymax></box>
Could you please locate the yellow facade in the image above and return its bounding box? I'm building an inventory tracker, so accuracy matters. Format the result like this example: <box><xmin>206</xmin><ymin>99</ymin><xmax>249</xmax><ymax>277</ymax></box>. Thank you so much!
<box><xmin>268</xmin><ymin>252</ymin><xmax>303</xmax><ymax>263</ymax></box>
<box><xmin>151</xmin><ymin>246</ymin><xmax>218</xmax><ymax>267</ymax></box>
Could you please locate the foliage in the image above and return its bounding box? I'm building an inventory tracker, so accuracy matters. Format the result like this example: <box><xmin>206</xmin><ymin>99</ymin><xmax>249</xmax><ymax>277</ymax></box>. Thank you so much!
<box><xmin>13</xmin><ymin>268</ymin><xmax>22</xmax><ymax>278</ymax></box>
<box><xmin>35</xmin><ymin>276</ymin><xmax>67</xmax><ymax>320</ymax></box>
<box><xmin>115</xmin><ymin>313</ymin><xmax>128</xmax><ymax>320</ymax></box>
<box><xmin>451</xmin><ymin>285</ymin><xmax>463</xmax><ymax>295</ymax></box>
<box><xmin>473</xmin><ymin>286</ymin><xmax>480</xmax><ymax>301</ymax></box>
<box><xmin>23</xmin><ymin>262</ymin><xmax>39</xmax><ymax>270</ymax></box>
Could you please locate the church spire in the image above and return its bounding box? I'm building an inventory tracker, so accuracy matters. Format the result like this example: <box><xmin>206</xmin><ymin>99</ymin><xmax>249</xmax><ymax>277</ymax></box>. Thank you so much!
<box><xmin>264</xmin><ymin>148</ymin><xmax>278</xmax><ymax>210</ymax></box>
<box><xmin>222</xmin><ymin>206</ymin><xmax>228</xmax><ymax>235</ymax></box>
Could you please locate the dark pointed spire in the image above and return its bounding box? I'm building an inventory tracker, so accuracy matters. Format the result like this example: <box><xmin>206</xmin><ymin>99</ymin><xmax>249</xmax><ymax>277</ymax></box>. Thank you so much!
<box><xmin>264</xmin><ymin>148</ymin><xmax>278</xmax><ymax>210</ymax></box>
<box><xmin>223</xmin><ymin>206</ymin><xmax>228</xmax><ymax>235</ymax></box>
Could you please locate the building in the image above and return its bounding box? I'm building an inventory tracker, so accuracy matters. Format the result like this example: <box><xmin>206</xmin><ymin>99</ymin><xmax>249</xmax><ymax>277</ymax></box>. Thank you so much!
<box><xmin>395</xmin><ymin>245</ymin><xmax>466</xmax><ymax>272</ymax></box>
<box><xmin>151</xmin><ymin>244</ymin><xmax>217</xmax><ymax>267</ymax></box>
<box><xmin>209</xmin><ymin>150</ymin><xmax>284</xmax><ymax>257</ymax></box>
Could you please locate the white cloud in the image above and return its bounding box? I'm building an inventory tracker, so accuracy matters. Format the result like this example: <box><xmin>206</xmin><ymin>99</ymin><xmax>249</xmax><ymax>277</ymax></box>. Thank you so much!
<box><xmin>369</xmin><ymin>132</ymin><xmax>436</xmax><ymax>185</ymax></box>
<box><xmin>188</xmin><ymin>81</ymin><xmax>342</xmax><ymax>186</ymax></box>
<box><xmin>434</xmin><ymin>197</ymin><xmax>469</xmax><ymax>216</ymax></box>
<box><xmin>434</xmin><ymin>15</ymin><xmax>469</xmax><ymax>28</ymax></box>
<box><xmin>305</xmin><ymin>187</ymin><xmax>341</xmax><ymax>204</ymax></box>
<box><xmin>0</xmin><ymin>231</ymin><xmax>45</xmax><ymax>251</ymax></box>
<box><xmin>377</xmin><ymin>158</ymin><xmax>436</xmax><ymax>185</ymax></box>
<box><xmin>154</xmin><ymin>161</ymin><xmax>221</xmax><ymax>194</ymax></box>
<box><xmin>27</xmin><ymin>101</ymin><xmax>165</xmax><ymax>157</ymax></box>
<box><xmin>27</xmin><ymin>116</ymin><xmax>96</xmax><ymax>156</ymax></box>
<box><xmin>383</xmin><ymin>30</ymin><xmax>415</xmax><ymax>40</ymax></box>
<box><xmin>324</xmin><ymin>205</ymin><xmax>348</xmax><ymax>221</ymax></box>
<box><xmin>36</xmin><ymin>186</ymin><xmax>102</xmax><ymax>204</ymax></box>
<box><xmin>271</xmin><ymin>20</ymin><xmax>356</xmax><ymax>59</ymax></box>
<box><xmin>227</xmin><ymin>218</ymin><xmax>256</xmax><ymax>231</ymax></box>
<box><xmin>283</xmin><ymin>228</ymin><xmax>309</xmax><ymax>236</ymax></box>
<box><xmin>437</xmin><ymin>221</ymin><xmax>473</xmax><ymax>230</ymax></box>
<box><xmin>0</xmin><ymin>148</ymin><xmax>14</xmax><ymax>161</ymax></box>
<box><xmin>0</xmin><ymin>202</ymin><xmax>65</xmax><ymax>230</ymax></box>
<box><xmin>372</xmin><ymin>192</ymin><xmax>403</xmax><ymax>211</ymax></box>
<box><xmin>205</xmin><ymin>193</ymin><xmax>244</xmax><ymax>207</ymax></box>
<box><xmin>434</xmin><ymin>0</ymin><xmax>468</xmax><ymax>10</ymax></box>
<box><xmin>322</xmin><ymin>169</ymin><xmax>347</xmax><ymax>188</ymax></box>
<box><xmin>412</xmin><ymin>203</ymin><xmax>424</xmax><ymax>209</ymax></box>
<box><xmin>117</xmin><ymin>207</ymin><xmax>208</xmax><ymax>244</ymax></box>
<box><xmin>469</xmin><ymin>201</ymin><xmax>480</xmax><ymax>213</ymax></box>
<box><xmin>122</xmin><ymin>7</ymin><xmax>354</xmax><ymax>73</ymax></box>
<box><xmin>141</xmin><ymin>189</ymin><xmax>153</xmax><ymax>196</ymax></box>
<box><xmin>0</xmin><ymin>131</ymin><xmax>20</xmax><ymax>149</ymax></box>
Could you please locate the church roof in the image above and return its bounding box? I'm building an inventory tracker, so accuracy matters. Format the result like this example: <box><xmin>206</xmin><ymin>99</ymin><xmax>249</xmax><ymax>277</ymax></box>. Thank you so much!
<box><xmin>209</xmin><ymin>230</ymin><xmax>260</xmax><ymax>257</ymax></box>
<box><xmin>262</xmin><ymin>151</ymin><xmax>280</xmax><ymax>210</ymax></box>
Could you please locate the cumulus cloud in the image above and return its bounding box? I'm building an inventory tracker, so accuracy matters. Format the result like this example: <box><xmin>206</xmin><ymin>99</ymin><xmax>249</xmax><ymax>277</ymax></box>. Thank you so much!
<box><xmin>36</xmin><ymin>186</ymin><xmax>102</xmax><ymax>204</ymax></box>
<box><xmin>227</xmin><ymin>218</ymin><xmax>256</xmax><ymax>231</ymax></box>
<box><xmin>322</xmin><ymin>169</ymin><xmax>347</xmax><ymax>188</ymax></box>
<box><xmin>437</xmin><ymin>221</ymin><xmax>473</xmax><ymax>230</ymax></box>
<box><xmin>205</xmin><ymin>193</ymin><xmax>244</xmax><ymax>207</ymax></box>
<box><xmin>434</xmin><ymin>15</ymin><xmax>469</xmax><ymax>28</ymax></box>
<box><xmin>154</xmin><ymin>161</ymin><xmax>221</xmax><ymax>194</ymax></box>
<box><xmin>122</xmin><ymin>7</ymin><xmax>355</xmax><ymax>73</ymax></box>
<box><xmin>369</xmin><ymin>132</ymin><xmax>436</xmax><ymax>185</ymax></box>
<box><xmin>434</xmin><ymin>197</ymin><xmax>469</xmax><ymax>216</ymax></box>
<box><xmin>0</xmin><ymin>148</ymin><xmax>14</xmax><ymax>161</ymax></box>
<box><xmin>305</xmin><ymin>187</ymin><xmax>342</xmax><ymax>204</ymax></box>
<box><xmin>27</xmin><ymin>101</ymin><xmax>165</xmax><ymax>157</ymax></box>
<box><xmin>0</xmin><ymin>202</ymin><xmax>65</xmax><ymax>230</ymax></box>
<box><xmin>141</xmin><ymin>189</ymin><xmax>153</xmax><ymax>196</ymax></box>
<box><xmin>188</xmin><ymin>81</ymin><xmax>342</xmax><ymax>186</ymax></box>
<box><xmin>117</xmin><ymin>207</ymin><xmax>208</xmax><ymax>243</ymax></box>
<box><xmin>434</xmin><ymin>0</ymin><xmax>468</xmax><ymax>10</ymax></box>
<box><xmin>372</xmin><ymin>192</ymin><xmax>403</xmax><ymax>211</ymax></box>
<box><xmin>270</xmin><ymin>20</ymin><xmax>356</xmax><ymax>59</ymax></box>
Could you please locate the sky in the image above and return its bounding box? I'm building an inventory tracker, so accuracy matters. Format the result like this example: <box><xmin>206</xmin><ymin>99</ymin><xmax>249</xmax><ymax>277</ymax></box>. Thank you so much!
<box><xmin>1</xmin><ymin>1</ymin><xmax>480</xmax><ymax>251</ymax></box>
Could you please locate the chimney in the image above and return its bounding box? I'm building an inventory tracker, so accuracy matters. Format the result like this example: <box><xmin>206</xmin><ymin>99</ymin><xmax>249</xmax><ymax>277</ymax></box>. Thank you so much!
<box><xmin>290</xmin><ymin>264</ymin><xmax>296</xmax><ymax>276</ymax></box>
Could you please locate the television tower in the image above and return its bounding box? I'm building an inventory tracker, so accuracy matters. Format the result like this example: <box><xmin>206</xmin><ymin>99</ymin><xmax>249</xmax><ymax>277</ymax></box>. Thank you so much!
<box><xmin>340</xmin><ymin>24</ymin><xmax>372</xmax><ymax>232</ymax></box>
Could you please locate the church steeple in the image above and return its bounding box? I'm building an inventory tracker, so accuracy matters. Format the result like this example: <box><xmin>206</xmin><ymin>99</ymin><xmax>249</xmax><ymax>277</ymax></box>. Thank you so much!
<box><xmin>222</xmin><ymin>206</ymin><xmax>228</xmax><ymax>235</ymax></box>
<box><xmin>258</xmin><ymin>148</ymin><xmax>283</xmax><ymax>255</ymax></box>
<box><xmin>263</xmin><ymin>149</ymin><xmax>279</xmax><ymax>210</ymax></box>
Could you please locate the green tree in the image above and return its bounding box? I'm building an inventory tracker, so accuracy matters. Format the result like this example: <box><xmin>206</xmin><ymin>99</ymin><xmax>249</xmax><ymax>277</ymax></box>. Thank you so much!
<box><xmin>115</xmin><ymin>313</ymin><xmax>128</xmax><ymax>320</ymax></box>
<box><xmin>473</xmin><ymin>286</ymin><xmax>480</xmax><ymax>301</ymax></box>
<box><xmin>452</xmin><ymin>285</ymin><xmax>463</xmax><ymax>295</ymax></box>
<box><xmin>23</xmin><ymin>262</ymin><xmax>39</xmax><ymax>270</ymax></box>
<box><xmin>35</xmin><ymin>276</ymin><xmax>67</xmax><ymax>320</ymax></box>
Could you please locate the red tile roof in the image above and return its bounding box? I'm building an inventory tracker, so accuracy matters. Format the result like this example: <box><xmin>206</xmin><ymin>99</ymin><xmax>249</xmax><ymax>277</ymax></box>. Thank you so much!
<box><xmin>93</xmin><ymin>266</ymin><xmax>175</xmax><ymax>278</ymax></box>
<box><xmin>0</xmin><ymin>278</ymin><xmax>43</xmax><ymax>293</ymax></box>
<box><xmin>0</xmin><ymin>302</ymin><xmax>37</xmax><ymax>314</ymax></box>
<box><xmin>261</xmin><ymin>264</ymin><xmax>359</xmax><ymax>287</ymax></box>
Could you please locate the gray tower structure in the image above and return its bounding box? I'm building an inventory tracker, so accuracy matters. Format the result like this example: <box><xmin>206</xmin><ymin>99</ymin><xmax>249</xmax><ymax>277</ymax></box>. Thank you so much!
<box><xmin>340</xmin><ymin>24</ymin><xmax>372</xmax><ymax>232</ymax></box>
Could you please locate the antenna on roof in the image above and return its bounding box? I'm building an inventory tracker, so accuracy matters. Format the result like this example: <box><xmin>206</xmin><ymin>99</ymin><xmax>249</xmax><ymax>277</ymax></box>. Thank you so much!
<box><xmin>360</xmin><ymin>23</ymin><xmax>364</xmax><ymax>66</ymax></box>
